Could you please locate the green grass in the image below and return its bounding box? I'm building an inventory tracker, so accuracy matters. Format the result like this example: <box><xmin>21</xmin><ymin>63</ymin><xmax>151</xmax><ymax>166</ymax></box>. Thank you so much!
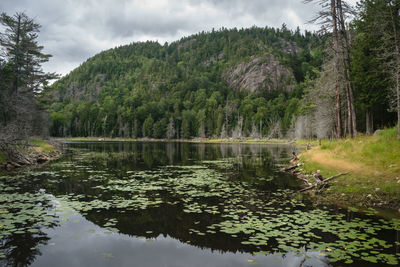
<box><xmin>298</xmin><ymin>127</ymin><xmax>400</xmax><ymax>209</ymax></box>
<box><xmin>0</xmin><ymin>152</ymin><xmax>6</xmax><ymax>163</ymax></box>
<box><xmin>295</xmin><ymin>139</ymin><xmax>320</xmax><ymax>146</ymax></box>
<box><xmin>29</xmin><ymin>139</ymin><xmax>55</xmax><ymax>152</ymax></box>
<box><xmin>66</xmin><ymin>137</ymin><xmax>138</xmax><ymax>142</ymax></box>
<box><xmin>204</xmin><ymin>138</ymin><xmax>290</xmax><ymax>144</ymax></box>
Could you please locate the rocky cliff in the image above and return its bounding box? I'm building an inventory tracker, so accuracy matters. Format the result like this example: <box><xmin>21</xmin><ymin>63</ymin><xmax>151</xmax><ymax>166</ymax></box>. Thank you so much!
<box><xmin>223</xmin><ymin>55</ymin><xmax>295</xmax><ymax>93</ymax></box>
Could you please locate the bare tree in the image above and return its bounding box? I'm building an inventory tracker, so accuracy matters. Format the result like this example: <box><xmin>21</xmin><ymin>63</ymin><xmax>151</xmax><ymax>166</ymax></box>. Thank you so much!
<box><xmin>304</xmin><ymin>0</ymin><xmax>357</xmax><ymax>137</ymax></box>
<box><xmin>231</xmin><ymin>115</ymin><xmax>243</xmax><ymax>139</ymax></box>
<box><xmin>220</xmin><ymin>123</ymin><xmax>228</xmax><ymax>138</ymax></box>
<box><xmin>225</xmin><ymin>99</ymin><xmax>235</xmax><ymax>134</ymax></box>
<box><xmin>250</xmin><ymin>120</ymin><xmax>261</xmax><ymax>138</ymax></box>
<box><xmin>267</xmin><ymin>116</ymin><xmax>283</xmax><ymax>139</ymax></box>
<box><xmin>310</xmin><ymin>61</ymin><xmax>337</xmax><ymax>139</ymax></box>
<box><xmin>198</xmin><ymin>121</ymin><xmax>205</xmax><ymax>138</ymax></box>
<box><xmin>166</xmin><ymin>116</ymin><xmax>176</xmax><ymax>139</ymax></box>
<box><xmin>290</xmin><ymin>60</ymin><xmax>336</xmax><ymax>140</ymax></box>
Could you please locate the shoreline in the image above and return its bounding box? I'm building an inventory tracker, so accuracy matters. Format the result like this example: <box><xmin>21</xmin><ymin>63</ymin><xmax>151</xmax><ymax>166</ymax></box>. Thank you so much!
<box><xmin>0</xmin><ymin>139</ymin><xmax>62</xmax><ymax>171</ymax></box>
<box><xmin>61</xmin><ymin>137</ymin><xmax>298</xmax><ymax>145</ymax></box>
<box><xmin>3</xmin><ymin>135</ymin><xmax>399</xmax><ymax>213</ymax></box>
<box><xmin>282</xmin><ymin>129</ymin><xmax>400</xmax><ymax>213</ymax></box>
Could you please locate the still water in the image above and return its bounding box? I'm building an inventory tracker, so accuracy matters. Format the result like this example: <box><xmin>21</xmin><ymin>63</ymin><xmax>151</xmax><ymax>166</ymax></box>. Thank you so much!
<box><xmin>0</xmin><ymin>142</ymin><xmax>399</xmax><ymax>266</ymax></box>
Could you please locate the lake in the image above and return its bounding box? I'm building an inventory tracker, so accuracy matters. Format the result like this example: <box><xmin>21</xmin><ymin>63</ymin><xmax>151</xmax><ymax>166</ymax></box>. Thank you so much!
<box><xmin>0</xmin><ymin>142</ymin><xmax>399</xmax><ymax>266</ymax></box>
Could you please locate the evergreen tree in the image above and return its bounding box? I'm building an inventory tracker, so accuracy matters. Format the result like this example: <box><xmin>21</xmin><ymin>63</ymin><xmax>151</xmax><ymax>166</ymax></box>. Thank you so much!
<box><xmin>0</xmin><ymin>12</ymin><xmax>57</xmax><ymax>93</ymax></box>
<box><xmin>0</xmin><ymin>12</ymin><xmax>56</xmax><ymax>142</ymax></box>
<box><xmin>143</xmin><ymin>115</ymin><xmax>154</xmax><ymax>137</ymax></box>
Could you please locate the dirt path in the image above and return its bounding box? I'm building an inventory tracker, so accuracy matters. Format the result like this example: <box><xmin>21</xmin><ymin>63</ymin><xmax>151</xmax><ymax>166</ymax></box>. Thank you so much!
<box><xmin>304</xmin><ymin>149</ymin><xmax>375</xmax><ymax>176</ymax></box>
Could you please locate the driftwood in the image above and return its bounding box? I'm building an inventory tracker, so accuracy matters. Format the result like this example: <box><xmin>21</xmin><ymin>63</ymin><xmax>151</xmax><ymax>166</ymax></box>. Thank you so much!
<box><xmin>299</xmin><ymin>172</ymin><xmax>349</xmax><ymax>192</ymax></box>
<box><xmin>280</xmin><ymin>163</ymin><xmax>304</xmax><ymax>172</ymax></box>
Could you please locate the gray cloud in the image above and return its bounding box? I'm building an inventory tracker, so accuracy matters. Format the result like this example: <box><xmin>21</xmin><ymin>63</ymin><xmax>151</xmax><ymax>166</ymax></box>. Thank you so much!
<box><xmin>0</xmin><ymin>0</ymin><xmax>358</xmax><ymax>76</ymax></box>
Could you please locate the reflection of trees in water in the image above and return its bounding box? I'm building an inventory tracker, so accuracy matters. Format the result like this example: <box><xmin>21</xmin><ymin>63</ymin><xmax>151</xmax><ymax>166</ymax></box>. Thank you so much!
<box><xmin>45</xmin><ymin>142</ymin><xmax>301</xmax><ymax>255</ymax></box>
<box><xmin>54</xmin><ymin>142</ymin><xmax>300</xmax><ymax>196</ymax></box>
<box><xmin>0</xmin><ymin>231</ymin><xmax>50</xmax><ymax>267</ymax></box>
<box><xmin>66</xmin><ymin>142</ymin><xmax>298</xmax><ymax>171</ymax></box>
<box><xmin>166</xmin><ymin>143</ymin><xmax>175</xmax><ymax>164</ymax></box>
<box><xmin>0</xmin><ymin>174</ymin><xmax>63</xmax><ymax>266</ymax></box>
<box><xmin>84</xmin><ymin>203</ymin><xmax>256</xmax><ymax>255</ymax></box>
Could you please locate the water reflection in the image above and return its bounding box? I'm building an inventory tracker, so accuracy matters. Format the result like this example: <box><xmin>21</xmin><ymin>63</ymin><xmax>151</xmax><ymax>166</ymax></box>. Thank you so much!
<box><xmin>0</xmin><ymin>142</ymin><xmax>399</xmax><ymax>266</ymax></box>
<box><xmin>0</xmin><ymin>231</ymin><xmax>50</xmax><ymax>266</ymax></box>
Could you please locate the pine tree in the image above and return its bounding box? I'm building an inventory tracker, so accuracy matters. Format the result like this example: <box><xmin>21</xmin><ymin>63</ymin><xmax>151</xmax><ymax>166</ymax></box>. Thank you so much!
<box><xmin>0</xmin><ymin>12</ymin><xmax>56</xmax><ymax>142</ymax></box>
<box><xmin>143</xmin><ymin>115</ymin><xmax>154</xmax><ymax>137</ymax></box>
<box><xmin>0</xmin><ymin>12</ymin><xmax>57</xmax><ymax>93</ymax></box>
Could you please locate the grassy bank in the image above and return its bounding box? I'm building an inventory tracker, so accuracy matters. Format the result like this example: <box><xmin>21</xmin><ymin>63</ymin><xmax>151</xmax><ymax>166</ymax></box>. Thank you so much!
<box><xmin>0</xmin><ymin>138</ymin><xmax>60</xmax><ymax>169</ymax></box>
<box><xmin>0</xmin><ymin>151</ymin><xmax>6</xmax><ymax>163</ymax></box>
<box><xmin>297</xmin><ymin>127</ymin><xmax>400</xmax><ymax>210</ymax></box>
<box><xmin>29</xmin><ymin>139</ymin><xmax>57</xmax><ymax>152</ymax></box>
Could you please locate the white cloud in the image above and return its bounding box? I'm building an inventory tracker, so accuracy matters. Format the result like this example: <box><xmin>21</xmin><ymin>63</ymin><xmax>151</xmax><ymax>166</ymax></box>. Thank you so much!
<box><xmin>0</xmin><ymin>0</ymin><xmax>338</xmax><ymax>76</ymax></box>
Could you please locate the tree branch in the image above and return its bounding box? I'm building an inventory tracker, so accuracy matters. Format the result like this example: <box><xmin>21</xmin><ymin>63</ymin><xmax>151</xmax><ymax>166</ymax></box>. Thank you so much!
<box><xmin>298</xmin><ymin>172</ymin><xmax>349</xmax><ymax>192</ymax></box>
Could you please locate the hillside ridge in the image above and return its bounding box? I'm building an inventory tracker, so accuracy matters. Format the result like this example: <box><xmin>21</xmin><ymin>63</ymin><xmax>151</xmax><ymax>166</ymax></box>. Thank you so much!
<box><xmin>47</xmin><ymin>26</ymin><xmax>323</xmax><ymax>138</ymax></box>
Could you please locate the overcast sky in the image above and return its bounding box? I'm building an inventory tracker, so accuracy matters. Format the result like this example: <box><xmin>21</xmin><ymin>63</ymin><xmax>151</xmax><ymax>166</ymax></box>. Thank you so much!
<box><xmin>0</xmin><ymin>0</ymin><xmax>358</xmax><ymax>77</ymax></box>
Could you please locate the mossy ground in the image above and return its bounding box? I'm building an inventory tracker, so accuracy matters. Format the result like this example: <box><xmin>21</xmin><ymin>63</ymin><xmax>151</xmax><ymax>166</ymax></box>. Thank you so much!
<box><xmin>0</xmin><ymin>139</ymin><xmax>58</xmax><ymax>168</ymax></box>
<box><xmin>297</xmin><ymin>127</ymin><xmax>400</xmax><ymax>209</ymax></box>
<box><xmin>0</xmin><ymin>152</ymin><xmax>6</xmax><ymax>163</ymax></box>
<box><xmin>29</xmin><ymin>139</ymin><xmax>56</xmax><ymax>152</ymax></box>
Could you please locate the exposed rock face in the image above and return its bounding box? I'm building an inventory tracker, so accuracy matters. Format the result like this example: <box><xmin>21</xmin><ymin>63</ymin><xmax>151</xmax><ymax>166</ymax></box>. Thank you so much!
<box><xmin>54</xmin><ymin>74</ymin><xmax>106</xmax><ymax>102</ymax></box>
<box><xmin>279</xmin><ymin>40</ymin><xmax>300</xmax><ymax>54</ymax></box>
<box><xmin>223</xmin><ymin>55</ymin><xmax>295</xmax><ymax>93</ymax></box>
<box><xmin>177</xmin><ymin>38</ymin><xmax>196</xmax><ymax>49</ymax></box>
<box><xmin>202</xmin><ymin>52</ymin><xmax>224</xmax><ymax>66</ymax></box>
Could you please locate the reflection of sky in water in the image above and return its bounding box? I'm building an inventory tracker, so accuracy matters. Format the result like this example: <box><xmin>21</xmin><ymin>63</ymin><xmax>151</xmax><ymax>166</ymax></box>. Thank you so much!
<box><xmin>32</xmin><ymin>211</ymin><xmax>328</xmax><ymax>267</ymax></box>
<box><xmin>2</xmin><ymin>142</ymin><xmax>398</xmax><ymax>266</ymax></box>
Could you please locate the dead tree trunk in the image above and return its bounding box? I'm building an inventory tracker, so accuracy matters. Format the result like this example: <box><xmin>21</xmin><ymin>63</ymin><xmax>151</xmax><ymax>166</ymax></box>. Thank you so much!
<box><xmin>299</xmin><ymin>172</ymin><xmax>348</xmax><ymax>192</ymax></box>
<box><xmin>332</xmin><ymin>0</ymin><xmax>342</xmax><ymax>138</ymax></box>
<box><xmin>337</xmin><ymin>0</ymin><xmax>357</xmax><ymax>137</ymax></box>
<box><xmin>345</xmin><ymin>88</ymin><xmax>353</xmax><ymax>137</ymax></box>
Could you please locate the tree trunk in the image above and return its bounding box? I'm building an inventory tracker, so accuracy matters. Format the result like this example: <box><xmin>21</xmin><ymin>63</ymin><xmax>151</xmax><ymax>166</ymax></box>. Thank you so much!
<box><xmin>397</xmin><ymin>66</ymin><xmax>400</xmax><ymax>138</ymax></box>
<box><xmin>332</xmin><ymin>0</ymin><xmax>342</xmax><ymax>138</ymax></box>
<box><xmin>337</xmin><ymin>0</ymin><xmax>357</xmax><ymax>137</ymax></box>
<box><xmin>12</xmin><ymin>15</ymin><xmax>21</xmax><ymax>93</ymax></box>
<box><xmin>349</xmin><ymin>82</ymin><xmax>357</xmax><ymax>136</ymax></box>
<box><xmin>366</xmin><ymin>109</ymin><xmax>374</xmax><ymax>135</ymax></box>
<box><xmin>346</xmin><ymin>87</ymin><xmax>352</xmax><ymax>137</ymax></box>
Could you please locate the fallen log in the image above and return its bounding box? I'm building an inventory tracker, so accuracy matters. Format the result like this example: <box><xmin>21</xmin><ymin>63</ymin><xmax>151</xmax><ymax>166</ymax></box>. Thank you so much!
<box><xmin>298</xmin><ymin>172</ymin><xmax>349</xmax><ymax>192</ymax></box>
<box><xmin>298</xmin><ymin>178</ymin><xmax>312</xmax><ymax>187</ymax></box>
<box><xmin>280</xmin><ymin>163</ymin><xmax>304</xmax><ymax>172</ymax></box>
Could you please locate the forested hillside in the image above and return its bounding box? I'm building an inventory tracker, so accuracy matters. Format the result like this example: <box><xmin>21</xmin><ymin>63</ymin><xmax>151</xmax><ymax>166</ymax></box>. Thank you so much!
<box><xmin>47</xmin><ymin>26</ymin><xmax>325</xmax><ymax>138</ymax></box>
<box><xmin>47</xmin><ymin>0</ymin><xmax>399</xmax><ymax>139</ymax></box>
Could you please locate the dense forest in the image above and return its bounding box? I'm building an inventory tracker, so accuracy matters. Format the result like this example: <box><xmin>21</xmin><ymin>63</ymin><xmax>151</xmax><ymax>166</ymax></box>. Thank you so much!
<box><xmin>46</xmin><ymin>25</ymin><xmax>324</xmax><ymax>139</ymax></box>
